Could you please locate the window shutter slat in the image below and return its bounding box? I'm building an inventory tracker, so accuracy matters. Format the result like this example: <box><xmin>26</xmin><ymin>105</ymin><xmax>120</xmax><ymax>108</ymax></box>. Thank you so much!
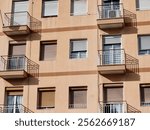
<box><xmin>104</xmin><ymin>36</ymin><xmax>121</xmax><ymax>44</ymax></box>
<box><xmin>9</xmin><ymin>44</ymin><xmax>26</xmax><ymax>55</ymax></box>
<box><xmin>138</xmin><ymin>0</ymin><xmax>150</xmax><ymax>10</ymax></box>
<box><xmin>139</xmin><ymin>36</ymin><xmax>150</xmax><ymax>50</ymax></box>
<box><xmin>104</xmin><ymin>87</ymin><xmax>123</xmax><ymax>102</ymax></box>
<box><xmin>71</xmin><ymin>0</ymin><xmax>87</xmax><ymax>15</ymax></box>
<box><xmin>40</xmin><ymin>91</ymin><xmax>55</xmax><ymax>107</ymax></box>
<box><xmin>43</xmin><ymin>0</ymin><xmax>58</xmax><ymax>16</ymax></box>
<box><xmin>71</xmin><ymin>40</ymin><xmax>87</xmax><ymax>51</ymax></box>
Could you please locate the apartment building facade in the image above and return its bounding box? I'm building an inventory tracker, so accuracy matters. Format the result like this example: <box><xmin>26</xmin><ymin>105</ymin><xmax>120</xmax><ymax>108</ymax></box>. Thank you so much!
<box><xmin>0</xmin><ymin>0</ymin><xmax>149</xmax><ymax>113</ymax></box>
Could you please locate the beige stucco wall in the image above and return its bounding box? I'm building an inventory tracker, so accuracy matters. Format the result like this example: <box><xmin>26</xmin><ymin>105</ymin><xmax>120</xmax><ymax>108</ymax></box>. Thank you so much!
<box><xmin>0</xmin><ymin>0</ymin><xmax>150</xmax><ymax>113</ymax></box>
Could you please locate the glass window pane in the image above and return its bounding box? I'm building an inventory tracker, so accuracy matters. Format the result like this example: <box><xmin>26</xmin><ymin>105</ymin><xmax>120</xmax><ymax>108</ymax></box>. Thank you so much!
<box><xmin>137</xmin><ymin>0</ymin><xmax>150</xmax><ymax>10</ymax></box>
<box><xmin>70</xmin><ymin>39</ymin><xmax>87</xmax><ymax>59</ymax></box>
<box><xmin>139</xmin><ymin>36</ymin><xmax>150</xmax><ymax>50</ymax></box>
<box><xmin>43</xmin><ymin>0</ymin><xmax>58</xmax><ymax>16</ymax></box>
<box><xmin>71</xmin><ymin>0</ymin><xmax>87</xmax><ymax>15</ymax></box>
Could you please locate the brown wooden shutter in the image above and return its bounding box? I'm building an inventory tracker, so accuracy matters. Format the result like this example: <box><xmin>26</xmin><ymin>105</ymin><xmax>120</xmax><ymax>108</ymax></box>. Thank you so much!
<box><xmin>104</xmin><ymin>87</ymin><xmax>123</xmax><ymax>102</ymax></box>
<box><xmin>73</xmin><ymin>90</ymin><xmax>87</xmax><ymax>104</ymax></box>
<box><xmin>38</xmin><ymin>88</ymin><xmax>55</xmax><ymax>108</ymax></box>
<box><xmin>40</xmin><ymin>42</ymin><xmax>57</xmax><ymax>60</ymax></box>
<box><xmin>6</xmin><ymin>87</ymin><xmax>23</xmax><ymax>96</ymax></box>
<box><xmin>69</xmin><ymin>87</ymin><xmax>87</xmax><ymax>106</ymax></box>
<box><xmin>9</xmin><ymin>44</ymin><xmax>26</xmax><ymax>55</ymax></box>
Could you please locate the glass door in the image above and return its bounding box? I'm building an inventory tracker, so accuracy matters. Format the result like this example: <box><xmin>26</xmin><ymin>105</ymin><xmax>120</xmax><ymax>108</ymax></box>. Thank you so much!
<box><xmin>103</xmin><ymin>43</ymin><xmax>121</xmax><ymax>64</ymax></box>
<box><xmin>102</xmin><ymin>0</ymin><xmax>120</xmax><ymax>18</ymax></box>
<box><xmin>12</xmin><ymin>0</ymin><xmax>28</xmax><ymax>25</ymax></box>
<box><xmin>7</xmin><ymin>95</ymin><xmax>23</xmax><ymax>113</ymax></box>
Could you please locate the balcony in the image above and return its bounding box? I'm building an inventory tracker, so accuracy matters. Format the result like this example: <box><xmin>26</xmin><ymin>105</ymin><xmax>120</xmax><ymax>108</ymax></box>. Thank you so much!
<box><xmin>2</xmin><ymin>11</ymin><xmax>41</xmax><ymax>36</ymax></box>
<box><xmin>97</xmin><ymin>4</ymin><xmax>124</xmax><ymax>29</ymax></box>
<box><xmin>0</xmin><ymin>104</ymin><xmax>33</xmax><ymax>113</ymax></box>
<box><xmin>69</xmin><ymin>104</ymin><xmax>87</xmax><ymax>109</ymax></box>
<box><xmin>97</xmin><ymin>49</ymin><xmax>126</xmax><ymax>74</ymax></box>
<box><xmin>0</xmin><ymin>55</ymin><xmax>39</xmax><ymax>79</ymax></box>
<box><xmin>99</xmin><ymin>102</ymin><xmax>141</xmax><ymax>113</ymax></box>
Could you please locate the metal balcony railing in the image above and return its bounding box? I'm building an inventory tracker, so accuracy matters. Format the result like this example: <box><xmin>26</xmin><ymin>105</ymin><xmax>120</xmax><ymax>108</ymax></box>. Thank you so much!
<box><xmin>0</xmin><ymin>104</ymin><xmax>33</xmax><ymax>113</ymax></box>
<box><xmin>99</xmin><ymin>101</ymin><xmax>127</xmax><ymax>113</ymax></box>
<box><xmin>97</xmin><ymin>3</ymin><xmax>124</xmax><ymax>19</ymax></box>
<box><xmin>3</xmin><ymin>11</ymin><xmax>41</xmax><ymax>32</ymax></box>
<box><xmin>141</xmin><ymin>102</ymin><xmax>150</xmax><ymax>106</ymax></box>
<box><xmin>99</xmin><ymin>101</ymin><xmax>141</xmax><ymax>113</ymax></box>
<box><xmin>98</xmin><ymin>49</ymin><xmax>125</xmax><ymax>66</ymax></box>
<box><xmin>0</xmin><ymin>55</ymin><xmax>39</xmax><ymax>77</ymax></box>
<box><xmin>69</xmin><ymin>104</ymin><xmax>87</xmax><ymax>109</ymax></box>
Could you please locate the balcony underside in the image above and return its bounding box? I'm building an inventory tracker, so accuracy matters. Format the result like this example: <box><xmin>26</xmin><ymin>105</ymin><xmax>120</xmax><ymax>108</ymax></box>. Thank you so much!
<box><xmin>98</xmin><ymin>64</ymin><xmax>126</xmax><ymax>74</ymax></box>
<box><xmin>97</xmin><ymin>18</ymin><xmax>124</xmax><ymax>29</ymax></box>
<box><xmin>0</xmin><ymin>70</ymin><xmax>28</xmax><ymax>79</ymax></box>
<box><xmin>3</xmin><ymin>25</ymin><xmax>31</xmax><ymax>36</ymax></box>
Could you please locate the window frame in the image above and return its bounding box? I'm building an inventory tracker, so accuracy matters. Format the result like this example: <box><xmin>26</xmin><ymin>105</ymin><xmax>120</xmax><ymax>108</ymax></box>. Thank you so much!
<box><xmin>69</xmin><ymin>39</ymin><xmax>88</xmax><ymax>59</ymax></box>
<box><xmin>40</xmin><ymin>40</ymin><xmax>57</xmax><ymax>61</ymax></box>
<box><xmin>70</xmin><ymin>0</ymin><xmax>88</xmax><ymax>16</ymax></box>
<box><xmin>140</xmin><ymin>84</ymin><xmax>150</xmax><ymax>106</ymax></box>
<box><xmin>42</xmin><ymin>0</ymin><xmax>58</xmax><ymax>17</ymax></box>
<box><xmin>138</xmin><ymin>35</ymin><xmax>150</xmax><ymax>55</ymax></box>
<box><xmin>136</xmin><ymin>0</ymin><xmax>150</xmax><ymax>11</ymax></box>
<box><xmin>69</xmin><ymin>86</ymin><xmax>87</xmax><ymax>109</ymax></box>
<box><xmin>37</xmin><ymin>87</ymin><xmax>55</xmax><ymax>109</ymax></box>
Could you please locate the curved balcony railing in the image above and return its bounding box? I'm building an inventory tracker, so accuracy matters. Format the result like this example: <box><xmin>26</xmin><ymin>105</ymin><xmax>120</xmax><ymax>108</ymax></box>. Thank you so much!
<box><xmin>0</xmin><ymin>55</ymin><xmax>39</xmax><ymax>77</ymax></box>
<box><xmin>97</xmin><ymin>3</ymin><xmax>124</xmax><ymax>19</ymax></box>
<box><xmin>0</xmin><ymin>104</ymin><xmax>33</xmax><ymax>113</ymax></box>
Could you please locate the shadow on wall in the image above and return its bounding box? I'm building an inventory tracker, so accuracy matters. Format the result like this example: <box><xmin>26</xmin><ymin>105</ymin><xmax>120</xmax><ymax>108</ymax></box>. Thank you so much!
<box><xmin>6</xmin><ymin>77</ymin><xmax>39</xmax><ymax>85</ymax></box>
<box><xmin>103</xmin><ymin>54</ymin><xmax>140</xmax><ymax>82</ymax></box>
<box><xmin>101</xmin><ymin>9</ymin><xmax>137</xmax><ymax>34</ymax></box>
<box><xmin>124</xmin><ymin>9</ymin><xmax>137</xmax><ymax>27</ymax></box>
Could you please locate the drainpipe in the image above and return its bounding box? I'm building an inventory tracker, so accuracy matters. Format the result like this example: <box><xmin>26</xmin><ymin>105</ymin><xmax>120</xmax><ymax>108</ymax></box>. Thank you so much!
<box><xmin>0</xmin><ymin>10</ymin><xmax>4</xmax><ymax>26</ymax></box>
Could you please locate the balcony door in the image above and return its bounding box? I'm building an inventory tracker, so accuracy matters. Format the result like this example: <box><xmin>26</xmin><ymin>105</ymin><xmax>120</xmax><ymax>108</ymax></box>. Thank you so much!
<box><xmin>7</xmin><ymin>92</ymin><xmax>23</xmax><ymax>113</ymax></box>
<box><xmin>12</xmin><ymin>0</ymin><xmax>29</xmax><ymax>25</ymax></box>
<box><xmin>103</xmin><ymin>35</ymin><xmax>121</xmax><ymax>65</ymax></box>
<box><xmin>7</xmin><ymin>43</ymin><xmax>26</xmax><ymax>70</ymax></box>
<box><xmin>103</xmin><ymin>86</ymin><xmax>123</xmax><ymax>113</ymax></box>
<box><xmin>102</xmin><ymin>0</ymin><xmax>120</xmax><ymax>18</ymax></box>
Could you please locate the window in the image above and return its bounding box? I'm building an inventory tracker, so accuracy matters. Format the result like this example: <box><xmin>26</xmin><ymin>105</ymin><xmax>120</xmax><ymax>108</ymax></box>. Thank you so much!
<box><xmin>138</xmin><ymin>35</ymin><xmax>150</xmax><ymax>55</ymax></box>
<box><xmin>40</xmin><ymin>41</ymin><xmax>57</xmax><ymax>61</ymax></box>
<box><xmin>70</xmin><ymin>39</ymin><xmax>87</xmax><ymax>59</ymax></box>
<box><xmin>103</xmin><ymin>35</ymin><xmax>122</xmax><ymax>64</ymax></box>
<box><xmin>37</xmin><ymin>87</ymin><xmax>55</xmax><ymax>109</ymax></box>
<box><xmin>12</xmin><ymin>0</ymin><xmax>29</xmax><ymax>25</ymax></box>
<box><xmin>9</xmin><ymin>42</ymin><xmax>26</xmax><ymax>56</ymax></box>
<box><xmin>71</xmin><ymin>0</ymin><xmax>87</xmax><ymax>15</ymax></box>
<box><xmin>103</xmin><ymin>84</ymin><xmax>123</xmax><ymax>113</ymax></box>
<box><xmin>8</xmin><ymin>42</ymin><xmax>26</xmax><ymax>70</ymax></box>
<box><xmin>140</xmin><ymin>84</ymin><xmax>150</xmax><ymax>106</ymax></box>
<box><xmin>69</xmin><ymin>86</ymin><xmax>87</xmax><ymax>109</ymax></box>
<box><xmin>136</xmin><ymin>0</ymin><xmax>150</xmax><ymax>10</ymax></box>
<box><xmin>5</xmin><ymin>87</ymin><xmax>23</xmax><ymax>113</ymax></box>
<box><xmin>42</xmin><ymin>0</ymin><xmax>58</xmax><ymax>17</ymax></box>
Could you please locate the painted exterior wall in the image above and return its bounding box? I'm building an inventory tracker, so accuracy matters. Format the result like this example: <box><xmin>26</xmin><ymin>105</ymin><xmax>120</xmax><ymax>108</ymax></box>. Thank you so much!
<box><xmin>0</xmin><ymin>0</ymin><xmax>150</xmax><ymax>113</ymax></box>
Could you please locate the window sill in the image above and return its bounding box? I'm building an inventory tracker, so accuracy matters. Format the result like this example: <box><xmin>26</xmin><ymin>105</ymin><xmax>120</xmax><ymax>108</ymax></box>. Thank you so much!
<box><xmin>42</xmin><ymin>15</ymin><xmax>58</xmax><ymax>18</ymax></box>
<box><xmin>136</xmin><ymin>9</ymin><xmax>150</xmax><ymax>11</ymax></box>
<box><xmin>70</xmin><ymin>13</ymin><xmax>88</xmax><ymax>16</ymax></box>
<box><xmin>39</xmin><ymin>59</ymin><xmax>56</xmax><ymax>61</ymax></box>
<box><xmin>37</xmin><ymin>107</ymin><xmax>55</xmax><ymax>109</ymax></box>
